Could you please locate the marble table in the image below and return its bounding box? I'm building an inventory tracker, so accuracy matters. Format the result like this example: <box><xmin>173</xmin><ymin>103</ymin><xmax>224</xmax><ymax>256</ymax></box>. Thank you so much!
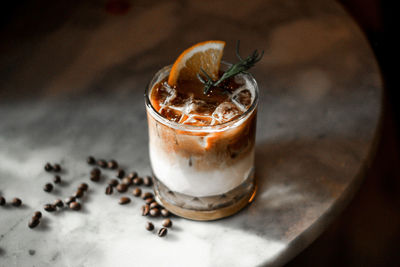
<box><xmin>0</xmin><ymin>0</ymin><xmax>382</xmax><ymax>266</ymax></box>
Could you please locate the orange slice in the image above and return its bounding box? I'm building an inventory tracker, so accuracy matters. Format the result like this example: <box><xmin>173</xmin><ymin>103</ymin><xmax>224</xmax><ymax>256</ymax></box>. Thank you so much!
<box><xmin>168</xmin><ymin>40</ymin><xmax>226</xmax><ymax>87</ymax></box>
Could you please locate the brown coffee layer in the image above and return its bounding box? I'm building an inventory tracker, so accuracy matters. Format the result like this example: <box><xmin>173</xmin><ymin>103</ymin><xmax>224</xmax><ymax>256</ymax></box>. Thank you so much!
<box><xmin>147</xmin><ymin>110</ymin><xmax>256</xmax><ymax>170</ymax></box>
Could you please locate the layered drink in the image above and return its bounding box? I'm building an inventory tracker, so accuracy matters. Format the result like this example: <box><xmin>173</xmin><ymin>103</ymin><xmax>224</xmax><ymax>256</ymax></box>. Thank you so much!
<box><xmin>145</xmin><ymin>41</ymin><xmax>260</xmax><ymax>220</ymax></box>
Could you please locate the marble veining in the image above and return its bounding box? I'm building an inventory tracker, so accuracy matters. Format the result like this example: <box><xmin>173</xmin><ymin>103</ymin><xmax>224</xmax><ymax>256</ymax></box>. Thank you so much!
<box><xmin>0</xmin><ymin>0</ymin><xmax>381</xmax><ymax>266</ymax></box>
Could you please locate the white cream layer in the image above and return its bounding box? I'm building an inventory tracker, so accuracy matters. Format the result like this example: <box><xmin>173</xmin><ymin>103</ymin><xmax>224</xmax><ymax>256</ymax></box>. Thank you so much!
<box><xmin>150</xmin><ymin>144</ymin><xmax>254</xmax><ymax>197</ymax></box>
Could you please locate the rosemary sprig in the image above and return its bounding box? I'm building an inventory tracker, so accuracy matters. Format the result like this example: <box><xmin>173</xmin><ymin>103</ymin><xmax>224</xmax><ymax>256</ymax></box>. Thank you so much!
<box><xmin>197</xmin><ymin>41</ymin><xmax>264</xmax><ymax>95</ymax></box>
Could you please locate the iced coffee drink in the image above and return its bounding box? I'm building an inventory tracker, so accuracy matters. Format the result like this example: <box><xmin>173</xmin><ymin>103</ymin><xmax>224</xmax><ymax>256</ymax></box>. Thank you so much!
<box><xmin>145</xmin><ymin>41</ymin><xmax>261</xmax><ymax>220</ymax></box>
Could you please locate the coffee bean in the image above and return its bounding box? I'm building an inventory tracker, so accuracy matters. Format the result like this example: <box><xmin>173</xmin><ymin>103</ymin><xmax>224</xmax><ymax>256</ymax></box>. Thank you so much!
<box><xmin>107</xmin><ymin>160</ymin><xmax>118</xmax><ymax>169</ymax></box>
<box><xmin>105</xmin><ymin>185</ymin><xmax>113</xmax><ymax>195</ymax></box>
<box><xmin>78</xmin><ymin>183</ymin><xmax>89</xmax><ymax>191</ymax></box>
<box><xmin>158</xmin><ymin>227</ymin><xmax>168</xmax><ymax>237</ymax></box>
<box><xmin>132</xmin><ymin>188</ymin><xmax>141</xmax><ymax>197</ymax></box>
<box><xmin>161</xmin><ymin>209</ymin><xmax>170</xmax><ymax>217</ymax></box>
<box><xmin>53</xmin><ymin>164</ymin><xmax>61</xmax><ymax>172</ymax></box>
<box><xmin>53</xmin><ymin>175</ymin><xmax>61</xmax><ymax>184</ymax></box>
<box><xmin>11</xmin><ymin>197</ymin><xmax>22</xmax><ymax>207</ymax></box>
<box><xmin>141</xmin><ymin>205</ymin><xmax>150</xmax><ymax>216</ymax></box>
<box><xmin>122</xmin><ymin>177</ymin><xmax>132</xmax><ymax>186</ymax></box>
<box><xmin>116</xmin><ymin>183</ymin><xmax>128</xmax><ymax>193</ymax></box>
<box><xmin>44</xmin><ymin>163</ymin><xmax>53</xmax><ymax>172</ymax></box>
<box><xmin>149</xmin><ymin>202</ymin><xmax>159</xmax><ymax>209</ymax></box>
<box><xmin>44</xmin><ymin>204</ymin><xmax>56</xmax><ymax>212</ymax></box>
<box><xmin>90</xmin><ymin>168</ymin><xmax>101</xmax><ymax>177</ymax></box>
<box><xmin>33</xmin><ymin>211</ymin><xmax>42</xmax><ymax>220</ymax></box>
<box><xmin>145</xmin><ymin>221</ymin><xmax>154</xmax><ymax>231</ymax></box>
<box><xmin>143</xmin><ymin>176</ymin><xmax>153</xmax><ymax>186</ymax></box>
<box><xmin>145</xmin><ymin>198</ymin><xmax>154</xmax><ymax>204</ymax></box>
<box><xmin>116</xmin><ymin>169</ymin><xmax>125</xmax><ymax>179</ymax></box>
<box><xmin>108</xmin><ymin>179</ymin><xmax>119</xmax><ymax>187</ymax></box>
<box><xmin>142</xmin><ymin>192</ymin><xmax>153</xmax><ymax>200</ymax></box>
<box><xmin>54</xmin><ymin>199</ymin><xmax>64</xmax><ymax>208</ymax></box>
<box><xmin>90</xmin><ymin>175</ymin><xmax>100</xmax><ymax>182</ymax></box>
<box><xmin>69</xmin><ymin>201</ymin><xmax>81</xmax><ymax>211</ymax></box>
<box><xmin>28</xmin><ymin>218</ymin><xmax>40</xmax><ymax>229</ymax></box>
<box><xmin>87</xmin><ymin>156</ymin><xmax>96</xmax><ymax>165</ymax></box>
<box><xmin>119</xmin><ymin>197</ymin><xmax>131</xmax><ymax>205</ymax></box>
<box><xmin>149</xmin><ymin>208</ymin><xmax>160</xmax><ymax>217</ymax></box>
<box><xmin>128</xmin><ymin>172</ymin><xmax>137</xmax><ymax>179</ymax></box>
<box><xmin>65</xmin><ymin>196</ymin><xmax>76</xmax><ymax>205</ymax></box>
<box><xmin>133</xmin><ymin>177</ymin><xmax>143</xmax><ymax>185</ymax></box>
<box><xmin>0</xmin><ymin>196</ymin><xmax>5</xmax><ymax>206</ymax></box>
<box><xmin>162</xmin><ymin>218</ymin><xmax>172</xmax><ymax>228</ymax></box>
<box><xmin>43</xmin><ymin>183</ymin><xmax>53</xmax><ymax>192</ymax></box>
<box><xmin>97</xmin><ymin>159</ymin><xmax>107</xmax><ymax>168</ymax></box>
<box><xmin>74</xmin><ymin>189</ymin><xmax>84</xmax><ymax>199</ymax></box>
<box><xmin>90</xmin><ymin>168</ymin><xmax>101</xmax><ymax>182</ymax></box>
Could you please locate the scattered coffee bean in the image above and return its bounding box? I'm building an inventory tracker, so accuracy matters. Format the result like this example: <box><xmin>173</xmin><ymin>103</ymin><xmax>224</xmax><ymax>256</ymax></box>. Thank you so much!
<box><xmin>43</xmin><ymin>183</ymin><xmax>54</xmax><ymax>193</ymax></box>
<box><xmin>162</xmin><ymin>218</ymin><xmax>172</xmax><ymax>228</ymax></box>
<box><xmin>149</xmin><ymin>208</ymin><xmax>160</xmax><ymax>217</ymax></box>
<box><xmin>90</xmin><ymin>168</ymin><xmax>101</xmax><ymax>182</ymax></box>
<box><xmin>87</xmin><ymin>156</ymin><xmax>96</xmax><ymax>165</ymax></box>
<box><xmin>149</xmin><ymin>202</ymin><xmax>159</xmax><ymax>209</ymax></box>
<box><xmin>143</xmin><ymin>176</ymin><xmax>153</xmax><ymax>186</ymax></box>
<box><xmin>142</xmin><ymin>192</ymin><xmax>153</xmax><ymax>200</ymax></box>
<box><xmin>90</xmin><ymin>168</ymin><xmax>101</xmax><ymax>177</ymax></box>
<box><xmin>33</xmin><ymin>211</ymin><xmax>42</xmax><ymax>220</ymax></box>
<box><xmin>108</xmin><ymin>179</ymin><xmax>119</xmax><ymax>187</ymax></box>
<box><xmin>44</xmin><ymin>163</ymin><xmax>53</xmax><ymax>172</ymax></box>
<box><xmin>145</xmin><ymin>197</ymin><xmax>154</xmax><ymax>204</ymax></box>
<box><xmin>108</xmin><ymin>160</ymin><xmax>118</xmax><ymax>169</ymax></box>
<box><xmin>161</xmin><ymin>209</ymin><xmax>170</xmax><ymax>217</ymax></box>
<box><xmin>145</xmin><ymin>221</ymin><xmax>154</xmax><ymax>231</ymax></box>
<box><xmin>116</xmin><ymin>169</ymin><xmax>125</xmax><ymax>179</ymax></box>
<box><xmin>158</xmin><ymin>227</ymin><xmax>168</xmax><ymax>237</ymax></box>
<box><xmin>119</xmin><ymin>197</ymin><xmax>131</xmax><ymax>205</ymax></box>
<box><xmin>128</xmin><ymin>172</ymin><xmax>137</xmax><ymax>179</ymax></box>
<box><xmin>53</xmin><ymin>175</ymin><xmax>61</xmax><ymax>184</ymax></box>
<box><xmin>0</xmin><ymin>196</ymin><xmax>5</xmax><ymax>206</ymax></box>
<box><xmin>28</xmin><ymin>218</ymin><xmax>40</xmax><ymax>229</ymax></box>
<box><xmin>54</xmin><ymin>199</ymin><xmax>64</xmax><ymax>208</ymax></box>
<box><xmin>78</xmin><ymin>183</ymin><xmax>89</xmax><ymax>191</ymax></box>
<box><xmin>133</xmin><ymin>177</ymin><xmax>143</xmax><ymax>185</ymax></box>
<box><xmin>69</xmin><ymin>201</ymin><xmax>81</xmax><ymax>211</ymax></box>
<box><xmin>97</xmin><ymin>159</ymin><xmax>107</xmax><ymax>168</ymax></box>
<box><xmin>53</xmin><ymin>164</ymin><xmax>61</xmax><ymax>172</ymax></box>
<box><xmin>141</xmin><ymin>205</ymin><xmax>150</xmax><ymax>216</ymax></box>
<box><xmin>116</xmin><ymin>183</ymin><xmax>128</xmax><ymax>193</ymax></box>
<box><xmin>105</xmin><ymin>185</ymin><xmax>113</xmax><ymax>195</ymax></box>
<box><xmin>122</xmin><ymin>177</ymin><xmax>132</xmax><ymax>186</ymax></box>
<box><xmin>132</xmin><ymin>188</ymin><xmax>142</xmax><ymax>197</ymax></box>
<box><xmin>11</xmin><ymin>198</ymin><xmax>22</xmax><ymax>207</ymax></box>
<box><xmin>64</xmin><ymin>196</ymin><xmax>76</xmax><ymax>205</ymax></box>
<box><xmin>44</xmin><ymin>204</ymin><xmax>56</xmax><ymax>212</ymax></box>
<box><xmin>90</xmin><ymin>175</ymin><xmax>100</xmax><ymax>182</ymax></box>
<box><xmin>74</xmin><ymin>189</ymin><xmax>84</xmax><ymax>199</ymax></box>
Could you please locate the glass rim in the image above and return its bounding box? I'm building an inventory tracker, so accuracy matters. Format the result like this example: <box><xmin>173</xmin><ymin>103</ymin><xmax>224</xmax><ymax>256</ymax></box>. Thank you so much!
<box><xmin>144</xmin><ymin>62</ymin><xmax>259</xmax><ymax>133</ymax></box>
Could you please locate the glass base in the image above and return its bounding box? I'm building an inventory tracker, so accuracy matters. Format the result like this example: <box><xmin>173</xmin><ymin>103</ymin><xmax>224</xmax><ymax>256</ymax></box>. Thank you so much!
<box><xmin>153</xmin><ymin>169</ymin><xmax>257</xmax><ymax>221</ymax></box>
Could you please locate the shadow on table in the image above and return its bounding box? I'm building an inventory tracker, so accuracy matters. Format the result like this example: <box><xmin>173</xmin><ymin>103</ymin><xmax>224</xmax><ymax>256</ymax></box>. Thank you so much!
<box><xmin>215</xmin><ymin>135</ymin><xmax>372</xmax><ymax>265</ymax></box>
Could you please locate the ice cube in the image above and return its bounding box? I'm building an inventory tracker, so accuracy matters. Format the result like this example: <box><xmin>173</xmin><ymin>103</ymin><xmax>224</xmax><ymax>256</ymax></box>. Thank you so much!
<box><xmin>212</xmin><ymin>102</ymin><xmax>241</xmax><ymax>123</ymax></box>
<box><xmin>233</xmin><ymin>89</ymin><xmax>252</xmax><ymax>108</ymax></box>
<box><xmin>187</xmin><ymin>99</ymin><xmax>215</xmax><ymax>116</ymax></box>
<box><xmin>183</xmin><ymin>115</ymin><xmax>213</xmax><ymax>126</ymax></box>
<box><xmin>159</xmin><ymin>107</ymin><xmax>182</xmax><ymax>122</ymax></box>
<box><xmin>163</xmin><ymin>83</ymin><xmax>177</xmax><ymax>105</ymax></box>
<box><xmin>158</xmin><ymin>82</ymin><xmax>177</xmax><ymax>107</ymax></box>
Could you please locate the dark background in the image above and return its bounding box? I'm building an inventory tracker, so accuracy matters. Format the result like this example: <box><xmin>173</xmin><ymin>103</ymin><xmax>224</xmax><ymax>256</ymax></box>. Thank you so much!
<box><xmin>1</xmin><ymin>1</ymin><xmax>399</xmax><ymax>266</ymax></box>
<box><xmin>288</xmin><ymin>0</ymin><xmax>400</xmax><ymax>266</ymax></box>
